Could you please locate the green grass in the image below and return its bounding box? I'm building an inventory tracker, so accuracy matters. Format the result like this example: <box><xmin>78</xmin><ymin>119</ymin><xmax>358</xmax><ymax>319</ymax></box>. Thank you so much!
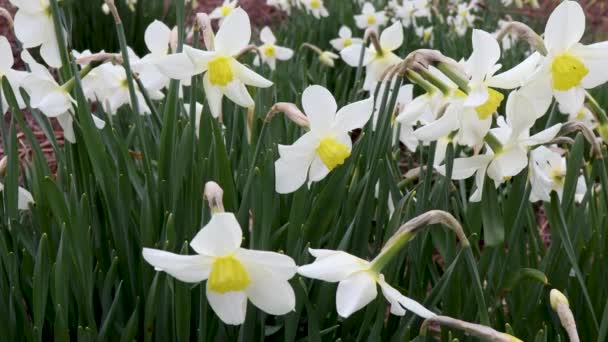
<box><xmin>1</xmin><ymin>0</ymin><xmax>607</xmax><ymax>341</ymax></box>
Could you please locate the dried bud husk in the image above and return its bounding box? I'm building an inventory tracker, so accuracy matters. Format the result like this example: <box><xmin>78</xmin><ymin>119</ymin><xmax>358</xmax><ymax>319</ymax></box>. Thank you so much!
<box><xmin>496</xmin><ymin>21</ymin><xmax>547</xmax><ymax>56</ymax></box>
<box><xmin>421</xmin><ymin>315</ymin><xmax>523</xmax><ymax>342</ymax></box>
<box><xmin>0</xmin><ymin>7</ymin><xmax>14</xmax><ymax>28</ymax></box>
<box><xmin>0</xmin><ymin>156</ymin><xmax>7</xmax><ymax>177</ymax></box>
<box><xmin>204</xmin><ymin>181</ymin><xmax>225</xmax><ymax>214</ymax></box>
<box><xmin>266</xmin><ymin>103</ymin><xmax>310</xmax><ymax>128</ymax></box>
<box><xmin>560</xmin><ymin>121</ymin><xmax>603</xmax><ymax>160</ymax></box>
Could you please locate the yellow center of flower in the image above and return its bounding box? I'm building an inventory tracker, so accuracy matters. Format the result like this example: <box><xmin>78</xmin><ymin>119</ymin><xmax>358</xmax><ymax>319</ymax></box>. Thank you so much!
<box><xmin>343</xmin><ymin>38</ymin><xmax>353</xmax><ymax>47</ymax></box>
<box><xmin>475</xmin><ymin>88</ymin><xmax>504</xmax><ymax>120</ymax></box>
<box><xmin>208</xmin><ymin>56</ymin><xmax>234</xmax><ymax>86</ymax></box>
<box><xmin>367</xmin><ymin>15</ymin><xmax>376</xmax><ymax>25</ymax></box>
<box><xmin>316</xmin><ymin>136</ymin><xmax>350</xmax><ymax>170</ymax></box>
<box><xmin>264</xmin><ymin>45</ymin><xmax>276</xmax><ymax>57</ymax></box>
<box><xmin>220</xmin><ymin>5</ymin><xmax>232</xmax><ymax>16</ymax></box>
<box><xmin>310</xmin><ymin>0</ymin><xmax>321</xmax><ymax>9</ymax></box>
<box><xmin>576</xmin><ymin>109</ymin><xmax>586</xmax><ymax>119</ymax></box>
<box><xmin>208</xmin><ymin>255</ymin><xmax>251</xmax><ymax>293</ymax></box>
<box><xmin>550</xmin><ymin>167</ymin><xmax>566</xmax><ymax>186</ymax></box>
<box><xmin>551</xmin><ymin>53</ymin><xmax>588</xmax><ymax>91</ymax></box>
<box><xmin>423</xmin><ymin>30</ymin><xmax>432</xmax><ymax>41</ymax></box>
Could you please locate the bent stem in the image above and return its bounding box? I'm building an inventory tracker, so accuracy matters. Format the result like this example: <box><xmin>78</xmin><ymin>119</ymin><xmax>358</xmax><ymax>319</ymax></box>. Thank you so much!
<box><xmin>421</xmin><ymin>315</ymin><xmax>523</xmax><ymax>342</ymax></box>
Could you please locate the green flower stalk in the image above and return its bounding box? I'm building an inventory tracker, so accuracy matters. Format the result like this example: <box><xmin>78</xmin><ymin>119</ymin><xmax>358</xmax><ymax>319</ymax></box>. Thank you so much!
<box><xmin>495</xmin><ymin>21</ymin><xmax>548</xmax><ymax>56</ymax></box>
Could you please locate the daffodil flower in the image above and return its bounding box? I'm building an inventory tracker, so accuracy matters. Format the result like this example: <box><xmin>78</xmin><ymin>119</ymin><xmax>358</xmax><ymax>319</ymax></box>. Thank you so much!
<box><xmin>447</xmin><ymin>3</ymin><xmax>476</xmax><ymax>37</ymax></box>
<box><xmin>415</xmin><ymin>26</ymin><xmax>434</xmax><ymax>47</ymax></box>
<box><xmin>157</xmin><ymin>8</ymin><xmax>272</xmax><ymax>118</ymax></box>
<box><xmin>0</xmin><ymin>36</ymin><xmax>27</xmax><ymax>113</ymax></box>
<box><xmin>300</xmin><ymin>0</ymin><xmax>329</xmax><ymax>19</ymax></box>
<box><xmin>528</xmin><ymin>146</ymin><xmax>566</xmax><ymax>202</ymax></box>
<box><xmin>10</xmin><ymin>0</ymin><xmax>63</xmax><ymax>68</ymax></box>
<box><xmin>0</xmin><ymin>182</ymin><xmax>34</xmax><ymax>210</ymax></box>
<box><xmin>298</xmin><ymin>248</ymin><xmax>436</xmax><ymax>318</ymax></box>
<box><xmin>266</xmin><ymin>0</ymin><xmax>292</xmax><ymax>14</ymax></box>
<box><xmin>436</xmin><ymin>93</ymin><xmax>562</xmax><ymax>202</ymax></box>
<box><xmin>253</xmin><ymin>26</ymin><xmax>294</xmax><ymax>71</ymax></box>
<box><xmin>489</xmin><ymin>1</ymin><xmax>608</xmax><ymax>116</ymax></box>
<box><xmin>341</xmin><ymin>22</ymin><xmax>403</xmax><ymax>91</ymax></box>
<box><xmin>93</xmin><ymin>63</ymin><xmax>154</xmax><ymax>115</ymax></box>
<box><xmin>414</xmin><ymin>30</ymin><xmax>507</xmax><ymax>147</ymax></box>
<box><xmin>274</xmin><ymin>85</ymin><xmax>373</xmax><ymax>194</ymax></box>
<box><xmin>209</xmin><ymin>0</ymin><xmax>238</xmax><ymax>24</ymax></box>
<box><xmin>330</xmin><ymin>26</ymin><xmax>363</xmax><ymax>52</ymax></box>
<box><xmin>143</xmin><ymin>212</ymin><xmax>297</xmax><ymax>325</ymax></box>
<box><xmin>390</xmin><ymin>0</ymin><xmax>430</xmax><ymax>28</ymax></box>
<box><xmin>355</xmin><ymin>2</ymin><xmax>387</xmax><ymax>31</ymax></box>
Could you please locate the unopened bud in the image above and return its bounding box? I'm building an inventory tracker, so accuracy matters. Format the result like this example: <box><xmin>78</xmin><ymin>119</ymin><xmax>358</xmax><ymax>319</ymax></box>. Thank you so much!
<box><xmin>266</xmin><ymin>103</ymin><xmax>310</xmax><ymax>128</ymax></box>
<box><xmin>204</xmin><ymin>181</ymin><xmax>225</xmax><ymax>213</ymax></box>
<box><xmin>169</xmin><ymin>26</ymin><xmax>179</xmax><ymax>53</ymax></box>
<box><xmin>550</xmin><ymin>289</ymin><xmax>579</xmax><ymax>342</ymax></box>
<box><xmin>196</xmin><ymin>13</ymin><xmax>215</xmax><ymax>51</ymax></box>
<box><xmin>0</xmin><ymin>156</ymin><xmax>7</xmax><ymax>177</ymax></box>
<box><xmin>550</xmin><ymin>289</ymin><xmax>569</xmax><ymax>311</ymax></box>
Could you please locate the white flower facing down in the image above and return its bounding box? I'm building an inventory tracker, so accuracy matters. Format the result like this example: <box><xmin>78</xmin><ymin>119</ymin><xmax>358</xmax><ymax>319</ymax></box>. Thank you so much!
<box><xmin>354</xmin><ymin>2</ymin><xmax>387</xmax><ymax>31</ymax></box>
<box><xmin>298</xmin><ymin>248</ymin><xmax>436</xmax><ymax>319</ymax></box>
<box><xmin>489</xmin><ymin>1</ymin><xmax>608</xmax><ymax>116</ymax></box>
<box><xmin>10</xmin><ymin>0</ymin><xmax>63</xmax><ymax>68</ymax></box>
<box><xmin>274</xmin><ymin>85</ymin><xmax>373</xmax><ymax>194</ymax></box>
<box><xmin>209</xmin><ymin>0</ymin><xmax>238</xmax><ymax>24</ymax></box>
<box><xmin>414</xmin><ymin>30</ymin><xmax>507</xmax><ymax>148</ymax></box>
<box><xmin>253</xmin><ymin>26</ymin><xmax>294</xmax><ymax>71</ymax></box>
<box><xmin>300</xmin><ymin>0</ymin><xmax>329</xmax><ymax>19</ymax></box>
<box><xmin>143</xmin><ymin>212</ymin><xmax>297</xmax><ymax>325</ymax></box>
<box><xmin>156</xmin><ymin>8</ymin><xmax>272</xmax><ymax>118</ymax></box>
<box><xmin>0</xmin><ymin>182</ymin><xmax>34</xmax><ymax>210</ymax></box>
<box><xmin>330</xmin><ymin>26</ymin><xmax>363</xmax><ymax>52</ymax></box>
<box><xmin>341</xmin><ymin>22</ymin><xmax>404</xmax><ymax>91</ymax></box>
<box><xmin>0</xmin><ymin>36</ymin><xmax>27</xmax><ymax>113</ymax></box>
<box><xmin>436</xmin><ymin>93</ymin><xmax>562</xmax><ymax>202</ymax></box>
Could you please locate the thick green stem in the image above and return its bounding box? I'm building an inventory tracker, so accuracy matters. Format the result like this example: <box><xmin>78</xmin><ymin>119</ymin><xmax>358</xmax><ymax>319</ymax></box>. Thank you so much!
<box><xmin>484</xmin><ymin>132</ymin><xmax>504</xmax><ymax>154</ymax></box>
<box><xmin>437</xmin><ymin>62</ymin><xmax>470</xmax><ymax>94</ymax></box>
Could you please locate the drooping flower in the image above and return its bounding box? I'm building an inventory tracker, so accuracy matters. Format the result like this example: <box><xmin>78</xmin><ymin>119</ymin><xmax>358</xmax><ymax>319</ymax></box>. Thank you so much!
<box><xmin>489</xmin><ymin>1</ymin><xmax>608</xmax><ymax>116</ymax></box>
<box><xmin>436</xmin><ymin>92</ymin><xmax>562</xmax><ymax>202</ymax></box>
<box><xmin>209</xmin><ymin>0</ymin><xmax>239</xmax><ymax>24</ymax></box>
<box><xmin>341</xmin><ymin>22</ymin><xmax>403</xmax><ymax>91</ymax></box>
<box><xmin>253</xmin><ymin>26</ymin><xmax>294</xmax><ymax>71</ymax></box>
<box><xmin>298</xmin><ymin>248</ymin><xmax>437</xmax><ymax>319</ymax></box>
<box><xmin>330</xmin><ymin>26</ymin><xmax>363</xmax><ymax>52</ymax></box>
<box><xmin>143</xmin><ymin>212</ymin><xmax>297</xmax><ymax>325</ymax></box>
<box><xmin>10</xmin><ymin>0</ymin><xmax>63</xmax><ymax>68</ymax></box>
<box><xmin>0</xmin><ymin>36</ymin><xmax>27</xmax><ymax>113</ymax></box>
<box><xmin>354</xmin><ymin>2</ymin><xmax>387</xmax><ymax>31</ymax></box>
<box><xmin>156</xmin><ymin>8</ymin><xmax>273</xmax><ymax>118</ymax></box>
<box><xmin>274</xmin><ymin>85</ymin><xmax>373</xmax><ymax>193</ymax></box>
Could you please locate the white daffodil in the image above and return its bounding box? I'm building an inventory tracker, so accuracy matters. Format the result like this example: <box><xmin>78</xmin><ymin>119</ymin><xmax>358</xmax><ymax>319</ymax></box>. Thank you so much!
<box><xmin>266</xmin><ymin>0</ymin><xmax>292</xmax><ymax>14</ymax></box>
<box><xmin>341</xmin><ymin>22</ymin><xmax>403</xmax><ymax>91</ymax></box>
<box><xmin>93</xmin><ymin>63</ymin><xmax>153</xmax><ymax>115</ymax></box>
<box><xmin>319</xmin><ymin>51</ymin><xmax>339</xmax><ymax>67</ymax></box>
<box><xmin>183</xmin><ymin>102</ymin><xmax>204</xmax><ymax>137</ymax></box>
<box><xmin>300</xmin><ymin>0</ymin><xmax>329</xmax><ymax>19</ymax></box>
<box><xmin>298</xmin><ymin>248</ymin><xmax>436</xmax><ymax>319</ymax></box>
<box><xmin>132</xmin><ymin>20</ymin><xmax>192</xmax><ymax>93</ymax></box>
<box><xmin>415</xmin><ymin>26</ymin><xmax>434</xmax><ymax>47</ymax></box>
<box><xmin>391</xmin><ymin>0</ymin><xmax>431</xmax><ymax>28</ymax></box>
<box><xmin>414</xmin><ymin>30</ymin><xmax>506</xmax><ymax>147</ymax></box>
<box><xmin>143</xmin><ymin>212</ymin><xmax>297</xmax><ymax>325</ymax></box>
<box><xmin>0</xmin><ymin>36</ymin><xmax>27</xmax><ymax>113</ymax></box>
<box><xmin>10</xmin><ymin>0</ymin><xmax>62</xmax><ymax>68</ymax></box>
<box><xmin>156</xmin><ymin>8</ymin><xmax>272</xmax><ymax>118</ymax></box>
<box><xmin>447</xmin><ymin>3</ymin><xmax>476</xmax><ymax>37</ymax></box>
<box><xmin>528</xmin><ymin>146</ymin><xmax>566</xmax><ymax>202</ymax></box>
<box><xmin>253</xmin><ymin>26</ymin><xmax>294</xmax><ymax>71</ymax></box>
<box><xmin>0</xmin><ymin>182</ymin><xmax>34</xmax><ymax>210</ymax></box>
<box><xmin>209</xmin><ymin>0</ymin><xmax>238</xmax><ymax>24</ymax></box>
<box><xmin>568</xmin><ymin>106</ymin><xmax>596</xmax><ymax>129</ymax></box>
<box><xmin>489</xmin><ymin>1</ymin><xmax>608</xmax><ymax>116</ymax></box>
<box><xmin>437</xmin><ymin>93</ymin><xmax>561</xmax><ymax>202</ymax></box>
<box><xmin>354</xmin><ymin>2</ymin><xmax>387</xmax><ymax>31</ymax></box>
<box><xmin>330</xmin><ymin>26</ymin><xmax>363</xmax><ymax>52</ymax></box>
<box><xmin>494</xmin><ymin>19</ymin><xmax>517</xmax><ymax>51</ymax></box>
<box><xmin>274</xmin><ymin>85</ymin><xmax>373</xmax><ymax>194</ymax></box>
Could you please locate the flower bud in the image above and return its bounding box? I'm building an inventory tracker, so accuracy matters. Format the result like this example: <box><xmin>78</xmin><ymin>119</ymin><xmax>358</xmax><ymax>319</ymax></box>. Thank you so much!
<box><xmin>169</xmin><ymin>26</ymin><xmax>179</xmax><ymax>53</ymax></box>
<box><xmin>550</xmin><ymin>289</ymin><xmax>580</xmax><ymax>342</ymax></box>
<box><xmin>204</xmin><ymin>181</ymin><xmax>225</xmax><ymax>214</ymax></box>
<box><xmin>0</xmin><ymin>156</ymin><xmax>7</xmax><ymax>177</ymax></box>
<box><xmin>266</xmin><ymin>102</ymin><xmax>310</xmax><ymax>128</ymax></box>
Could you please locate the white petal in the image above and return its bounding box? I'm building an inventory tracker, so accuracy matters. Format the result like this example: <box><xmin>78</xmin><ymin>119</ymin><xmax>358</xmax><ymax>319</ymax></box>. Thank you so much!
<box><xmin>142</xmin><ymin>248</ymin><xmax>212</xmax><ymax>282</ymax></box>
<box><xmin>544</xmin><ymin>1</ymin><xmax>585</xmax><ymax>54</ymax></box>
<box><xmin>17</xmin><ymin>186</ymin><xmax>34</xmax><ymax>210</ymax></box>
<box><xmin>13</xmin><ymin>10</ymin><xmax>52</xmax><ymax>48</ymax></box>
<box><xmin>184</xmin><ymin>46</ymin><xmax>216</xmax><ymax>73</ymax></box>
<box><xmin>223</xmin><ymin>81</ymin><xmax>255</xmax><ymax>108</ymax></box>
<box><xmin>0</xmin><ymin>36</ymin><xmax>14</xmax><ymax>70</ymax></box>
<box><xmin>298</xmin><ymin>248</ymin><xmax>368</xmax><ymax>282</ymax></box>
<box><xmin>336</xmin><ymin>271</ymin><xmax>378</xmax><ymax>318</ymax></box>
<box><xmin>56</xmin><ymin>113</ymin><xmax>75</xmax><ymax>143</ymax></box>
<box><xmin>244</xmin><ymin>270</ymin><xmax>295</xmax><ymax>315</ymax></box>
<box><xmin>486</xmin><ymin>147</ymin><xmax>528</xmax><ymax>181</ymax></box>
<box><xmin>10</xmin><ymin>0</ymin><xmax>45</xmax><ymax>12</ymax></box>
<box><xmin>190</xmin><ymin>212</ymin><xmax>243</xmax><ymax>256</ymax></box>
<box><xmin>260</xmin><ymin>26</ymin><xmax>276</xmax><ymax>44</ymax></box>
<box><xmin>156</xmin><ymin>52</ymin><xmax>197</xmax><ymax>80</ymax></box>
<box><xmin>214</xmin><ymin>8</ymin><xmax>251</xmax><ymax>55</ymax></box>
<box><xmin>380</xmin><ymin>22</ymin><xmax>403</xmax><ymax>51</ymax></box>
<box><xmin>275</xmin><ymin>154</ymin><xmax>313</xmax><ymax>194</ymax></box>
<box><xmin>145</xmin><ymin>20</ymin><xmax>171</xmax><ymax>55</ymax></box>
<box><xmin>521</xmin><ymin>123</ymin><xmax>562</xmax><ymax>146</ymax></box>
<box><xmin>338</xmin><ymin>25</ymin><xmax>352</xmax><ymax>38</ymax></box>
<box><xmin>436</xmin><ymin>155</ymin><xmax>492</xmax><ymax>180</ymax></box>
<box><xmin>378</xmin><ymin>276</ymin><xmax>436</xmax><ymax>318</ymax></box>
<box><xmin>308</xmin><ymin>155</ymin><xmax>331</xmax><ymax>182</ymax></box>
<box><xmin>578</xmin><ymin>42</ymin><xmax>608</xmax><ymax>89</ymax></box>
<box><xmin>467</xmin><ymin>29</ymin><xmax>501</xmax><ymax>82</ymax></box>
<box><xmin>232</xmin><ymin>60</ymin><xmax>273</xmax><ymax>87</ymax></box>
<box><xmin>275</xmin><ymin>46</ymin><xmax>294</xmax><ymax>60</ymax></box>
<box><xmin>487</xmin><ymin>52</ymin><xmax>543</xmax><ymax>89</ymax></box>
<box><xmin>203</xmin><ymin>73</ymin><xmax>223</xmax><ymax>118</ymax></box>
<box><xmin>464</xmin><ymin>85</ymin><xmax>489</xmax><ymax>108</ymax></box>
<box><xmin>340</xmin><ymin>45</ymin><xmax>372</xmax><ymax>67</ymax></box>
<box><xmin>237</xmin><ymin>249</ymin><xmax>298</xmax><ymax>280</ymax></box>
<box><xmin>413</xmin><ymin>109</ymin><xmax>458</xmax><ymax>142</ymax></box>
<box><xmin>554</xmin><ymin>86</ymin><xmax>585</xmax><ymax>115</ymax></box>
<box><xmin>40</xmin><ymin>36</ymin><xmax>62</xmax><ymax>68</ymax></box>
<box><xmin>333</xmin><ymin>97</ymin><xmax>374</xmax><ymax>133</ymax></box>
<box><xmin>302</xmin><ymin>85</ymin><xmax>337</xmax><ymax>132</ymax></box>
<box><xmin>206</xmin><ymin>286</ymin><xmax>247</xmax><ymax>325</ymax></box>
